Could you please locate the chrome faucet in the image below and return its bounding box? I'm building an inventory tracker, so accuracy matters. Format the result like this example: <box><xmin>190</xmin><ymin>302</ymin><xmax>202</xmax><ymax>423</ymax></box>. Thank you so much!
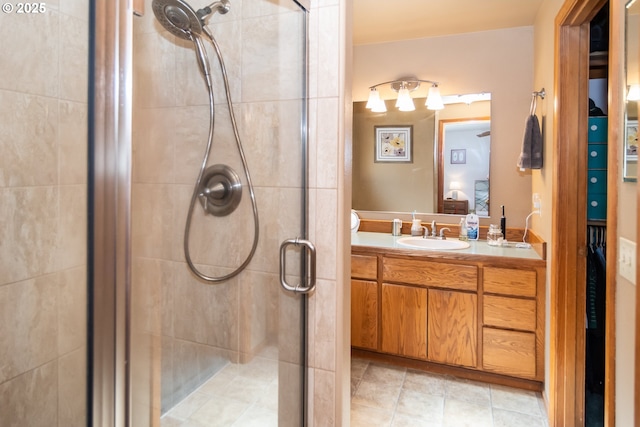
<box><xmin>439</xmin><ymin>227</ymin><xmax>451</xmax><ymax>239</ymax></box>
<box><xmin>431</xmin><ymin>220</ymin><xmax>437</xmax><ymax>237</ymax></box>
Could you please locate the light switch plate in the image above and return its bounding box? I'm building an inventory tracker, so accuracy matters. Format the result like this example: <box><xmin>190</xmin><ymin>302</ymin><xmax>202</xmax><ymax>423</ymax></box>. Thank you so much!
<box><xmin>619</xmin><ymin>237</ymin><xmax>636</xmax><ymax>285</ymax></box>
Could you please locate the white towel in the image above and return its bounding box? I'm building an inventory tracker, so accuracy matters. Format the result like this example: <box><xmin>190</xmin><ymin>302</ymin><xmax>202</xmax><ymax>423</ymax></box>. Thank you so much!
<box><xmin>517</xmin><ymin>114</ymin><xmax>543</xmax><ymax>170</ymax></box>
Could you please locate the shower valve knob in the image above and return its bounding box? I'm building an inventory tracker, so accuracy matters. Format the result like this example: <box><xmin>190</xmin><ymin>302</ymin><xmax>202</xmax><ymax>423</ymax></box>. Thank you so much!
<box><xmin>196</xmin><ymin>164</ymin><xmax>242</xmax><ymax>217</ymax></box>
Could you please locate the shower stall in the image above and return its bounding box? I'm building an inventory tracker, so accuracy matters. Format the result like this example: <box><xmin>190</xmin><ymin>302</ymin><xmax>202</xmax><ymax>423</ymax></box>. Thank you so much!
<box><xmin>128</xmin><ymin>0</ymin><xmax>313</xmax><ymax>424</ymax></box>
<box><xmin>1</xmin><ymin>0</ymin><xmax>313</xmax><ymax>425</ymax></box>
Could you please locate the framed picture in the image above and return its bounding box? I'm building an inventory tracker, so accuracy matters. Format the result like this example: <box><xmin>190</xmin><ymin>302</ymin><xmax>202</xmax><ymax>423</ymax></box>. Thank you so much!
<box><xmin>626</xmin><ymin>120</ymin><xmax>638</xmax><ymax>157</ymax></box>
<box><xmin>374</xmin><ymin>125</ymin><xmax>412</xmax><ymax>162</ymax></box>
<box><xmin>451</xmin><ymin>149</ymin><xmax>466</xmax><ymax>164</ymax></box>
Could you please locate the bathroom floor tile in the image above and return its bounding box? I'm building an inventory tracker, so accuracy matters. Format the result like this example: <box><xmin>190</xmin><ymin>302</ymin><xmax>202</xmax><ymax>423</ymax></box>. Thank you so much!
<box><xmin>490</xmin><ymin>384</ymin><xmax>543</xmax><ymax>417</ymax></box>
<box><xmin>492</xmin><ymin>408</ymin><xmax>548</xmax><ymax>427</ymax></box>
<box><xmin>443</xmin><ymin>399</ymin><xmax>493</xmax><ymax>427</ymax></box>
<box><xmin>352</xmin><ymin>379</ymin><xmax>402</xmax><ymax>411</ymax></box>
<box><xmin>395</xmin><ymin>389</ymin><xmax>444</xmax><ymax>422</ymax></box>
<box><xmin>351</xmin><ymin>402</ymin><xmax>394</xmax><ymax>427</ymax></box>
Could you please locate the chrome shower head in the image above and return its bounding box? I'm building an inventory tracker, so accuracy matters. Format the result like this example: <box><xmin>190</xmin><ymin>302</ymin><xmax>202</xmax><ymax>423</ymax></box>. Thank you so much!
<box><xmin>152</xmin><ymin>0</ymin><xmax>203</xmax><ymax>40</ymax></box>
<box><xmin>152</xmin><ymin>0</ymin><xmax>231</xmax><ymax>40</ymax></box>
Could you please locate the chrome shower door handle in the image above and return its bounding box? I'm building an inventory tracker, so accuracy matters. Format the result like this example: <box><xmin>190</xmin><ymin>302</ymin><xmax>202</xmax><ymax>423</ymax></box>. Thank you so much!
<box><xmin>279</xmin><ymin>238</ymin><xmax>316</xmax><ymax>294</ymax></box>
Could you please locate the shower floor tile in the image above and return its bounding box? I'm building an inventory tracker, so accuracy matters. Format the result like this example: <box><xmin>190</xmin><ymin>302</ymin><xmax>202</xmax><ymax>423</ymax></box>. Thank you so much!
<box><xmin>161</xmin><ymin>353</ymin><xmax>278</xmax><ymax>427</ymax></box>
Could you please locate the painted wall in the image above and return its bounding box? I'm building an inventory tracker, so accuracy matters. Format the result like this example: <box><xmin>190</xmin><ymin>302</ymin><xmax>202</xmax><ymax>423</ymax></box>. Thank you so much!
<box><xmin>353</xmin><ymin>27</ymin><xmax>535</xmax><ymax>226</ymax></box>
<box><xmin>0</xmin><ymin>1</ymin><xmax>88</xmax><ymax>426</ymax></box>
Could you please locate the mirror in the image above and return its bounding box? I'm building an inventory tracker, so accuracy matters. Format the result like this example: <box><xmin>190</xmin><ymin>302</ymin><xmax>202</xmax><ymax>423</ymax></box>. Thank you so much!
<box><xmin>624</xmin><ymin>0</ymin><xmax>639</xmax><ymax>181</ymax></box>
<box><xmin>352</xmin><ymin>94</ymin><xmax>491</xmax><ymax>216</ymax></box>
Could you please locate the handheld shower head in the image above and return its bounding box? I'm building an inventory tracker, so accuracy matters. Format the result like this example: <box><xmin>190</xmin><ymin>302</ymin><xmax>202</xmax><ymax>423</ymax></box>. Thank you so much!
<box><xmin>197</xmin><ymin>0</ymin><xmax>230</xmax><ymax>20</ymax></box>
<box><xmin>152</xmin><ymin>0</ymin><xmax>202</xmax><ymax>40</ymax></box>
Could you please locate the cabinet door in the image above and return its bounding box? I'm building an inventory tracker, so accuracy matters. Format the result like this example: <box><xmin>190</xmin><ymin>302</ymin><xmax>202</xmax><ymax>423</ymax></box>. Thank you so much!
<box><xmin>351</xmin><ymin>280</ymin><xmax>378</xmax><ymax>350</ymax></box>
<box><xmin>381</xmin><ymin>283</ymin><xmax>427</xmax><ymax>359</ymax></box>
<box><xmin>427</xmin><ymin>289</ymin><xmax>477</xmax><ymax>368</ymax></box>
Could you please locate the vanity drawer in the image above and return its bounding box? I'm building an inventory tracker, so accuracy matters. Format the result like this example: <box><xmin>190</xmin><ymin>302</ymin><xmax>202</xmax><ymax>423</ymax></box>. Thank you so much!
<box><xmin>383</xmin><ymin>257</ymin><xmax>477</xmax><ymax>291</ymax></box>
<box><xmin>483</xmin><ymin>328</ymin><xmax>536</xmax><ymax>379</ymax></box>
<box><xmin>351</xmin><ymin>254</ymin><xmax>378</xmax><ymax>280</ymax></box>
<box><xmin>483</xmin><ymin>295</ymin><xmax>536</xmax><ymax>332</ymax></box>
<box><xmin>483</xmin><ymin>267</ymin><xmax>536</xmax><ymax>297</ymax></box>
<box><xmin>588</xmin><ymin>117</ymin><xmax>608</xmax><ymax>143</ymax></box>
<box><xmin>588</xmin><ymin>144</ymin><xmax>608</xmax><ymax>169</ymax></box>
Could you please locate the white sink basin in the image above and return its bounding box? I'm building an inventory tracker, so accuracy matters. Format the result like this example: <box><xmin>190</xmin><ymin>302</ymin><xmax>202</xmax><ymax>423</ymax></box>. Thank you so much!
<box><xmin>396</xmin><ymin>236</ymin><xmax>470</xmax><ymax>250</ymax></box>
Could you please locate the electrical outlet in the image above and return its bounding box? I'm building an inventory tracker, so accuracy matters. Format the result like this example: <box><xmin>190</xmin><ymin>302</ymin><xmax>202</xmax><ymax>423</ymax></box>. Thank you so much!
<box><xmin>532</xmin><ymin>193</ymin><xmax>542</xmax><ymax>216</ymax></box>
<box><xmin>619</xmin><ymin>237</ymin><xmax>636</xmax><ymax>285</ymax></box>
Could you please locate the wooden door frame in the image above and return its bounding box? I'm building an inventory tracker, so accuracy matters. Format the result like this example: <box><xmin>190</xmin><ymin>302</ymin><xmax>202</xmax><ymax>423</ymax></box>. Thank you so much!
<box><xmin>552</xmin><ymin>0</ymin><xmax>621</xmax><ymax>426</ymax></box>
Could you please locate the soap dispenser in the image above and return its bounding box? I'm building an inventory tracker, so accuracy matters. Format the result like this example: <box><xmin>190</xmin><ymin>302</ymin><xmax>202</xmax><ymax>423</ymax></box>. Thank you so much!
<box><xmin>458</xmin><ymin>218</ymin><xmax>468</xmax><ymax>241</ymax></box>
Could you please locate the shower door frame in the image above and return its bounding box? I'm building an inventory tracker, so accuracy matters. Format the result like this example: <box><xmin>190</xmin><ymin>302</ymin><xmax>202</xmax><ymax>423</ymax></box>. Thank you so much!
<box><xmin>89</xmin><ymin>0</ymin><xmax>312</xmax><ymax>425</ymax></box>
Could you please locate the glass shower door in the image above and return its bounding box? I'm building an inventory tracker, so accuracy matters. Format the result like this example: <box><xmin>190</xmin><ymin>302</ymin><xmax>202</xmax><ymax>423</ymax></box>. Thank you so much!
<box><xmin>130</xmin><ymin>0</ymin><xmax>310</xmax><ymax>425</ymax></box>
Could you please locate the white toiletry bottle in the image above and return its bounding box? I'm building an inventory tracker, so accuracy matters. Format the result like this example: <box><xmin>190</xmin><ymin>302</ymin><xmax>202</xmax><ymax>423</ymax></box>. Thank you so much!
<box><xmin>458</xmin><ymin>217</ymin><xmax>468</xmax><ymax>241</ymax></box>
<box><xmin>466</xmin><ymin>210</ymin><xmax>479</xmax><ymax>240</ymax></box>
<box><xmin>411</xmin><ymin>218</ymin><xmax>423</xmax><ymax>236</ymax></box>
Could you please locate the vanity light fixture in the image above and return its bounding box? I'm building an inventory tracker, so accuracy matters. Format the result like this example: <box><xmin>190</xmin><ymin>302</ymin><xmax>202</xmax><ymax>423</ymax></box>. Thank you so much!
<box><xmin>627</xmin><ymin>84</ymin><xmax>640</xmax><ymax>102</ymax></box>
<box><xmin>365</xmin><ymin>78</ymin><xmax>444</xmax><ymax>112</ymax></box>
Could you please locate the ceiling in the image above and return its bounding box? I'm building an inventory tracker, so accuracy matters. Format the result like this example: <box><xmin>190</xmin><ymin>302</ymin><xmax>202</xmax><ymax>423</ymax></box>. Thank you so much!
<box><xmin>353</xmin><ymin>0</ymin><xmax>544</xmax><ymax>45</ymax></box>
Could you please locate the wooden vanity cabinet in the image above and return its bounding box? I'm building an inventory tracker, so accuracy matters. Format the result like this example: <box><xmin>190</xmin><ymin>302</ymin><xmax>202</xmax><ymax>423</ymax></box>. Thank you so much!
<box><xmin>481</xmin><ymin>266</ymin><xmax>541</xmax><ymax>380</ymax></box>
<box><xmin>350</xmin><ymin>255</ymin><xmax>378</xmax><ymax>350</ymax></box>
<box><xmin>351</xmin><ymin>248</ymin><xmax>546</xmax><ymax>389</ymax></box>
<box><xmin>380</xmin><ymin>256</ymin><xmax>478</xmax><ymax>366</ymax></box>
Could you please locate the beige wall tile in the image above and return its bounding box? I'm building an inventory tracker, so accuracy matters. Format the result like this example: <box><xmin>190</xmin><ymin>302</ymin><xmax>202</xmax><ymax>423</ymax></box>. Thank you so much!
<box><xmin>313</xmin><ymin>368</ymin><xmax>336</xmax><ymax>427</ymax></box>
<box><xmin>58</xmin><ymin>266</ymin><xmax>87</xmax><ymax>355</ymax></box>
<box><xmin>316</xmin><ymin>98</ymin><xmax>339</xmax><ymax>189</ymax></box>
<box><xmin>59</xmin><ymin>14</ymin><xmax>88</xmax><ymax>103</ymax></box>
<box><xmin>59</xmin><ymin>100</ymin><xmax>88</xmax><ymax>185</ymax></box>
<box><xmin>58</xmin><ymin>347</ymin><xmax>87</xmax><ymax>427</ymax></box>
<box><xmin>314</xmin><ymin>189</ymin><xmax>338</xmax><ymax>281</ymax></box>
<box><xmin>0</xmin><ymin>361</ymin><xmax>58</xmax><ymax>427</ymax></box>
<box><xmin>312</xmin><ymin>279</ymin><xmax>336</xmax><ymax>371</ymax></box>
<box><xmin>132</xmin><ymin>183</ymin><xmax>175</xmax><ymax>260</ymax></box>
<box><xmin>60</xmin><ymin>0</ymin><xmax>89</xmax><ymax>20</ymax></box>
<box><xmin>133</xmin><ymin>107</ymin><xmax>176</xmax><ymax>184</ymax></box>
<box><xmin>0</xmin><ymin>187</ymin><xmax>58</xmax><ymax>285</ymax></box>
<box><xmin>0</xmin><ymin>91</ymin><xmax>58</xmax><ymax>188</ymax></box>
<box><xmin>0</xmin><ymin>13</ymin><xmax>59</xmax><ymax>97</ymax></box>
<box><xmin>56</xmin><ymin>185</ymin><xmax>87</xmax><ymax>270</ymax></box>
<box><xmin>316</xmin><ymin>5</ymin><xmax>340</xmax><ymax>99</ymax></box>
<box><xmin>172</xmin><ymin>262</ymin><xmax>239</xmax><ymax>349</ymax></box>
<box><xmin>134</xmin><ymin>31</ymin><xmax>177</xmax><ymax>108</ymax></box>
<box><xmin>0</xmin><ymin>276</ymin><xmax>58</xmax><ymax>383</ymax></box>
<box><xmin>241</xmin><ymin>13</ymin><xmax>305</xmax><ymax>103</ymax></box>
